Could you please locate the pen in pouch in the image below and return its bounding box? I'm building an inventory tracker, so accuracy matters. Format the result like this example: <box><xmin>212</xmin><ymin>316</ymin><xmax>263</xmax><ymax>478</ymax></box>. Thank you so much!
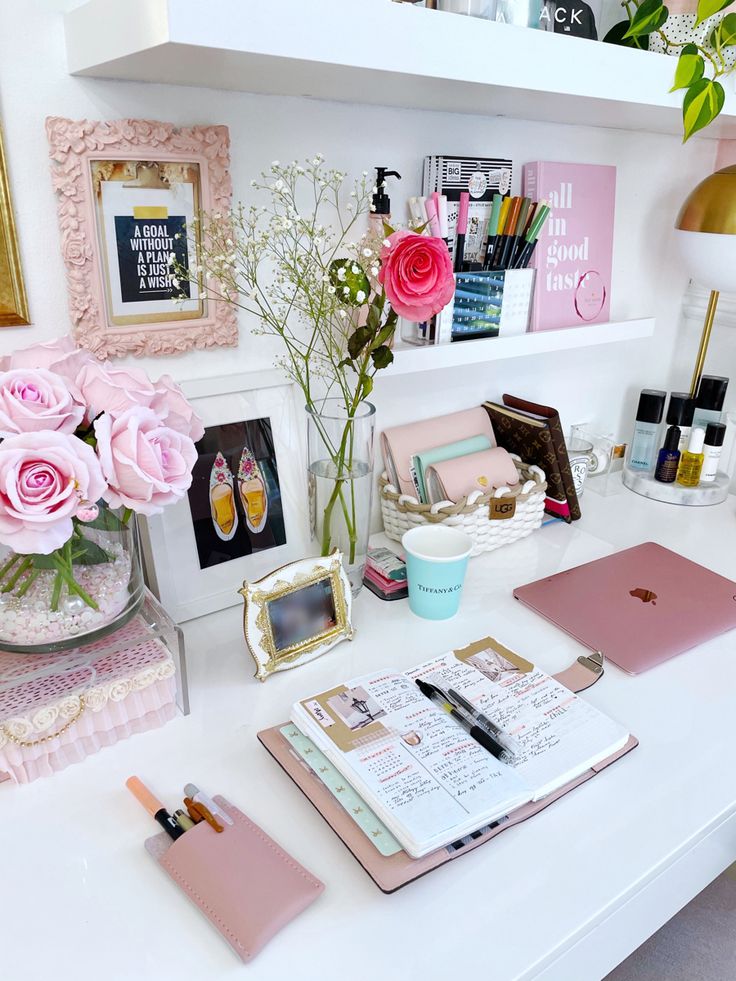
<box><xmin>174</xmin><ymin>809</ymin><xmax>196</xmax><ymax>832</ymax></box>
<box><xmin>184</xmin><ymin>782</ymin><xmax>234</xmax><ymax>826</ymax></box>
<box><xmin>184</xmin><ymin>797</ymin><xmax>225</xmax><ymax>833</ymax></box>
<box><xmin>454</xmin><ymin>191</ymin><xmax>470</xmax><ymax>273</ymax></box>
<box><xmin>126</xmin><ymin>775</ymin><xmax>185</xmax><ymax>841</ymax></box>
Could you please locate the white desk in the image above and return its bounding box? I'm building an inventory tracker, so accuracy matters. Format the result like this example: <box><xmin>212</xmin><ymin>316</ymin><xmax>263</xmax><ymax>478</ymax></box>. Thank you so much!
<box><xmin>4</xmin><ymin>481</ymin><xmax>736</xmax><ymax>981</ymax></box>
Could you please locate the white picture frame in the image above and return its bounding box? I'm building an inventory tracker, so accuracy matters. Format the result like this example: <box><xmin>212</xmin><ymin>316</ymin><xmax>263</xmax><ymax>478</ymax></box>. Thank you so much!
<box><xmin>239</xmin><ymin>551</ymin><xmax>354</xmax><ymax>682</ymax></box>
<box><xmin>140</xmin><ymin>371</ymin><xmax>310</xmax><ymax>622</ymax></box>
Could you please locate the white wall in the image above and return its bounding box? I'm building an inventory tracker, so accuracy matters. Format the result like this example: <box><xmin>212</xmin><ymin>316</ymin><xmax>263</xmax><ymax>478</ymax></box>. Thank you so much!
<box><xmin>0</xmin><ymin>1</ymin><xmax>719</xmax><ymax>456</ymax></box>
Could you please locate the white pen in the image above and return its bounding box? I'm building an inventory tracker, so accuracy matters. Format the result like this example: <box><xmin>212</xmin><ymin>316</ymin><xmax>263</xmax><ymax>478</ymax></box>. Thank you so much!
<box><xmin>183</xmin><ymin>782</ymin><xmax>234</xmax><ymax>826</ymax></box>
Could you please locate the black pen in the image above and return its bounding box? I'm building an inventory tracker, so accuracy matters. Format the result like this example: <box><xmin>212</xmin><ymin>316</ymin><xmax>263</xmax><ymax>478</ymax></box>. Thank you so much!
<box><xmin>415</xmin><ymin>679</ymin><xmax>511</xmax><ymax>762</ymax></box>
<box><xmin>448</xmin><ymin>687</ymin><xmax>521</xmax><ymax>755</ymax></box>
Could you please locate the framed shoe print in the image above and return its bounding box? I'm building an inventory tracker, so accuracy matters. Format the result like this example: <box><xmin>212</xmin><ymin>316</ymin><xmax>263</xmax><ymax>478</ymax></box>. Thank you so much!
<box><xmin>139</xmin><ymin>372</ymin><xmax>311</xmax><ymax>622</ymax></box>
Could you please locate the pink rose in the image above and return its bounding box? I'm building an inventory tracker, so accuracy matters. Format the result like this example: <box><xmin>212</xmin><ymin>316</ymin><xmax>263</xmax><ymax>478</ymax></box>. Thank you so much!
<box><xmin>378</xmin><ymin>230</ymin><xmax>455</xmax><ymax>323</ymax></box>
<box><xmin>94</xmin><ymin>408</ymin><xmax>197</xmax><ymax>516</ymax></box>
<box><xmin>8</xmin><ymin>335</ymin><xmax>95</xmax><ymax>383</ymax></box>
<box><xmin>0</xmin><ymin>432</ymin><xmax>106</xmax><ymax>555</ymax></box>
<box><xmin>0</xmin><ymin>368</ymin><xmax>85</xmax><ymax>437</ymax></box>
<box><xmin>150</xmin><ymin>374</ymin><xmax>205</xmax><ymax>441</ymax></box>
<box><xmin>77</xmin><ymin>362</ymin><xmax>156</xmax><ymax>420</ymax></box>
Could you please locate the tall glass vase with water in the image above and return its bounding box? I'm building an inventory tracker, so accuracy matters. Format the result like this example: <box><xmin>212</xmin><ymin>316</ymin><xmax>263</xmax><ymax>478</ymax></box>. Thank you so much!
<box><xmin>307</xmin><ymin>400</ymin><xmax>375</xmax><ymax>595</ymax></box>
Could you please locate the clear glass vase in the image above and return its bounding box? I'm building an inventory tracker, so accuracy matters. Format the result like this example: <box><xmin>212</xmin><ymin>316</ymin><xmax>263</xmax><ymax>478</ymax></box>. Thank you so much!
<box><xmin>307</xmin><ymin>399</ymin><xmax>376</xmax><ymax>596</ymax></box>
<box><xmin>0</xmin><ymin>502</ymin><xmax>145</xmax><ymax>654</ymax></box>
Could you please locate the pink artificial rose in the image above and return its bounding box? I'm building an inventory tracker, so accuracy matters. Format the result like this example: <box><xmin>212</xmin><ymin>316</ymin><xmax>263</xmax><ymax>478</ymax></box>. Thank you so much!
<box><xmin>0</xmin><ymin>431</ymin><xmax>106</xmax><ymax>555</ymax></box>
<box><xmin>378</xmin><ymin>230</ymin><xmax>455</xmax><ymax>323</ymax></box>
<box><xmin>8</xmin><ymin>335</ymin><xmax>95</xmax><ymax>383</ymax></box>
<box><xmin>77</xmin><ymin>362</ymin><xmax>156</xmax><ymax>420</ymax></box>
<box><xmin>0</xmin><ymin>368</ymin><xmax>85</xmax><ymax>437</ymax></box>
<box><xmin>94</xmin><ymin>408</ymin><xmax>197</xmax><ymax>516</ymax></box>
<box><xmin>150</xmin><ymin>374</ymin><xmax>205</xmax><ymax>442</ymax></box>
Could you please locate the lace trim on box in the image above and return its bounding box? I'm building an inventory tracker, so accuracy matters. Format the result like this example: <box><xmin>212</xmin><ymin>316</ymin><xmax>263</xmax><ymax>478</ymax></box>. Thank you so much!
<box><xmin>0</xmin><ymin>658</ymin><xmax>175</xmax><ymax>748</ymax></box>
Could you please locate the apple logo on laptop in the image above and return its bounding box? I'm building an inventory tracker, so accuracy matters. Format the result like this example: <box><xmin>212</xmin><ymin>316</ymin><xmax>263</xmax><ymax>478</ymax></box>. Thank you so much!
<box><xmin>630</xmin><ymin>587</ymin><xmax>657</xmax><ymax>605</ymax></box>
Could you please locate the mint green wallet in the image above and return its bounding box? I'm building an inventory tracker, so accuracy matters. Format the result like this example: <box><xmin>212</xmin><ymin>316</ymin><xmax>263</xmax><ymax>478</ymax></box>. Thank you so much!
<box><xmin>412</xmin><ymin>435</ymin><xmax>492</xmax><ymax>503</ymax></box>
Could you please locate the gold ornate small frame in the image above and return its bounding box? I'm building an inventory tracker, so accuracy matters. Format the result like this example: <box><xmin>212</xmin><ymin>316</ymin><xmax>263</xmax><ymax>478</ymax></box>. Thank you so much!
<box><xmin>239</xmin><ymin>551</ymin><xmax>354</xmax><ymax>682</ymax></box>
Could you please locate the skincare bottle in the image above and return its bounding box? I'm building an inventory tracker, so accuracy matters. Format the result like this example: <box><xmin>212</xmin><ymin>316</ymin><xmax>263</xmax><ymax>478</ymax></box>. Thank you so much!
<box><xmin>369</xmin><ymin>167</ymin><xmax>401</xmax><ymax>235</ymax></box>
<box><xmin>654</xmin><ymin>425</ymin><xmax>681</xmax><ymax>483</ymax></box>
<box><xmin>701</xmin><ymin>422</ymin><xmax>726</xmax><ymax>483</ymax></box>
<box><xmin>676</xmin><ymin>427</ymin><xmax>706</xmax><ymax>487</ymax></box>
<box><xmin>692</xmin><ymin>375</ymin><xmax>728</xmax><ymax>431</ymax></box>
<box><xmin>665</xmin><ymin>391</ymin><xmax>695</xmax><ymax>453</ymax></box>
<box><xmin>629</xmin><ymin>389</ymin><xmax>666</xmax><ymax>471</ymax></box>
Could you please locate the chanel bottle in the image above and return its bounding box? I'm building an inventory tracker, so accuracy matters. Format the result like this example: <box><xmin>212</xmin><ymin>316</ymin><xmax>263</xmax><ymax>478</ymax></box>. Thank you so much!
<box><xmin>676</xmin><ymin>427</ymin><xmax>706</xmax><ymax>487</ymax></box>
<box><xmin>629</xmin><ymin>390</ymin><xmax>666</xmax><ymax>471</ymax></box>
<box><xmin>701</xmin><ymin>422</ymin><xmax>726</xmax><ymax>483</ymax></box>
<box><xmin>654</xmin><ymin>425</ymin><xmax>681</xmax><ymax>483</ymax></box>
<box><xmin>665</xmin><ymin>392</ymin><xmax>695</xmax><ymax>453</ymax></box>
<box><xmin>692</xmin><ymin>375</ymin><xmax>728</xmax><ymax>432</ymax></box>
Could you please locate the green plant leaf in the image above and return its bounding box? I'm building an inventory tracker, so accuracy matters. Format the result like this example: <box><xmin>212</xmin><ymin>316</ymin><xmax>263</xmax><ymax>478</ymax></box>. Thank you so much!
<box><xmin>360</xmin><ymin>375</ymin><xmax>374</xmax><ymax>400</ymax></box>
<box><xmin>347</xmin><ymin>326</ymin><xmax>372</xmax><ymax>360</ymax></box>
<box><xmin>624</xmin><ymin>0</ymin><xmax>669</xmax><ymax>37</ymax></box>
<box><xmin>371</xmin><ymin>323</ymin><xmax>395</xmax><ymax>351</ymax></box>
<box><xmin>670</xmin><ymin>44</ymin><xmax>705</xmax><ymax>91</ymax></box>
<box><xmin>683</xmin><ymin>77</ymin><xmax>725</xmax><ymax>141</ymax></box>
<box><xmin>30</xmin><ymin>553</ymin><xmax>57</xmax><ymax>570</ymax></box>
<box><xmin>717</xmin><ymin>11</ymin><xmax>736</xmax><ymax>44</ymax></box>
<box><xmin>603</xmin><ymin>18</ymin><xmax>651</xmax><ymax>47</ymax></box>
<box><xmin>337</xmin><ymin>357</ymin><xmax>355</xmax><ymax>371</ymax></box>
<box><xmin>370</xmin><ymin>345</ymin><xmax>394</xmax><ymax>370</ymax></box>
<box><xmin>71</xmin><ymin>538</ymin><xmax>111</xmax><ymax>566</ymax></box>
<box><xmin>695</xmin><ymin>0</ymin><xmax>732</xmax><ymax>26</ymax></box>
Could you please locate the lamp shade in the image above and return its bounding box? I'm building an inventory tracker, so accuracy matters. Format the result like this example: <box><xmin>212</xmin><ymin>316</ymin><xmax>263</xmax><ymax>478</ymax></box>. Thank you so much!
<box><xmin>675</xmin><ymin>165</ymin><xmax>736</xmax><ymax>293</ymax></box>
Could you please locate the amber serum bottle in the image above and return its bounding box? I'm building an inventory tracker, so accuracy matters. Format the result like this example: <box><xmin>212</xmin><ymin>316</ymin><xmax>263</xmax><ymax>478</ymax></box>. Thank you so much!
<box><xmin>676</xmin><ymin>427</ymin><xmax>706</xmax><ymax>487</ymax></box>
<box><xmin>654</xmin><ymin>425</ymin><xmax>681</xmax><ymax>483</ymax></box>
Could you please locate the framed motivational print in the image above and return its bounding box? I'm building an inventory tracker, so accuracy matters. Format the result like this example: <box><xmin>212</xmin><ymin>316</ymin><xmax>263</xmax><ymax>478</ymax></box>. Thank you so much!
<box><xmin>46</xmin><ymin>117</ymin><xmax>237</xmax><ymax>359</ymax></box>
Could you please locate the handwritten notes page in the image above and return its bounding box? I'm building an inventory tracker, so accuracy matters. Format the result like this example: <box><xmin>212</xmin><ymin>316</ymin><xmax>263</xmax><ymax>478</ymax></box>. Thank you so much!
<box><xmin>292</xmin><ymin>671</ymin><xmax>529</xmax><ymax>858</ymax></box>
<box><xmin>406</xmin><ymin>641</ymin><xmax>629</xmax><ymax>799</ymax></box>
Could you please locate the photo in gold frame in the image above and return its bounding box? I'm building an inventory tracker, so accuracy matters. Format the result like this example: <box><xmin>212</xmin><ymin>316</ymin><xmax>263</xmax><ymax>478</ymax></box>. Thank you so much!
<box><xmin>0</xmin><ymin>124</ymin><xmax>29</xmax><ymax>327</ymax></box>
<box><xmin>240</xmin><ymin>552</ymin><xmax>354</xmax><ymax>682</ymax></box>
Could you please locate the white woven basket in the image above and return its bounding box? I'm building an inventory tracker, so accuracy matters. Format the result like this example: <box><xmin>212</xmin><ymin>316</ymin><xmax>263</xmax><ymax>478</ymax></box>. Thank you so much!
<box><xmin>380</xmin><ymin>459</ymin><xmax>547</xmax><ymax>556</ymax></box>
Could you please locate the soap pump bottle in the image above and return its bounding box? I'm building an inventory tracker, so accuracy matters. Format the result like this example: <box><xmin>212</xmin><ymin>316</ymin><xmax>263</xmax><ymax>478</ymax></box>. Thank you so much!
<box><xmin>676</xmin><ymin>427</ymin><xmax>706</xmax><ymax>487</ymax></box>
<box><xmin>654</xmin><ymin>425</ymin><xmax>681</xmax><ymax>483</ymax></box>
<box><xmin>369</xmin><ymin>167</ymin><xmax>401</xmax><ymax>235</ymax></box>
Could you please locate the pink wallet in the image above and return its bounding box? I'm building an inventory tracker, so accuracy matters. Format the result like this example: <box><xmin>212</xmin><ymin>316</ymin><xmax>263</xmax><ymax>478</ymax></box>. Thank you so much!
<box><xmin>381</xmin><ymin>407</ymin><xmax>496</xmax><ymax>497</ymax></box>
<box><xmin>145</xmin><ymin>795</ymin><xmax>324</xmax><ymax>961</ymax></box>
<box><xmin>425</xmin><ymin>446</ymin><xmax>520</xmax><ymax>503</ymax></box>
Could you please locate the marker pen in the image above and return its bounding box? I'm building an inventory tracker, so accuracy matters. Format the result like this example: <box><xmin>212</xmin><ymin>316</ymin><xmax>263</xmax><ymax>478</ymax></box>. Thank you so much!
<box><xmin>437</xmin><ymin>193</ymin><xmax>450</xmax><ymax>252</ymax></box>
<box><xmin>509</xmin><ymin>197</ymin><xmax>531</xmax><ymax>268</ymax></box>
<box><xmin>126</xmin><ymin>776</ymin><xmax>184</xmax><ymax>840</ymax></box>
<box><xmin>483</xmin><ymin>193</ymin><xmax>503</xmax><ymax>269</ymax></box>
<box><xmin>423</xmin><ymin>196</ymin><xmax>442</xmax><ymax>239</ymax></box>
<box><xmin>454</xmin><ymin>191</ymin><xmax>470</xmax><ymax>272</ymax></box>
<box><xmin>514</xmin><ymin>203</ymin><xmax>550</xmax><ymax>269</ymax></box>
<box><xmin>498</xmin><ymin>196</ymin><xmax>522</xmax><ymax>270</ymax></box>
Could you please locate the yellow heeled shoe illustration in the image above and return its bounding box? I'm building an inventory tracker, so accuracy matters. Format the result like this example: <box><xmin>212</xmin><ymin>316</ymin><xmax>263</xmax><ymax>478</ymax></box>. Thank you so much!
<box><xmin>210</xmin><ymin>451</ymin><xmax>238</xmax><ymax>541</ymax></box>
<box><xmin>237</xmin><ymin>446</ymin><xmax>268</xmax><ymax>534</ymax></box>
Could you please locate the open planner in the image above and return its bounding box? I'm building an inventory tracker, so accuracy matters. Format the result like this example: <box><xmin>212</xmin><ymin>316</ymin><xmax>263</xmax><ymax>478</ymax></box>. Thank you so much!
<box><xmin>281</xmin><ymin>638</ymin><xmax>631</xmax><ymax>862</ymax></box>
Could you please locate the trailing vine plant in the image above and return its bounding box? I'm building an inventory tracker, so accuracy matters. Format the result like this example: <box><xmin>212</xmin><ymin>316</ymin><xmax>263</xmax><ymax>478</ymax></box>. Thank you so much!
<box><xmin>605</xmin><ymin>0</ymin><xmax>736</xmax><ymax>140</ymax></box>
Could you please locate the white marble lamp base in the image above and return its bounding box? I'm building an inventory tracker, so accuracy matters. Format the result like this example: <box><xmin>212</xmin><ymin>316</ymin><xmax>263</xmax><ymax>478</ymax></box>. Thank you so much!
<box><xmin>622</xmin><ymin>466</ymin><xmax>730</xmax><ymax>506</ymax></box>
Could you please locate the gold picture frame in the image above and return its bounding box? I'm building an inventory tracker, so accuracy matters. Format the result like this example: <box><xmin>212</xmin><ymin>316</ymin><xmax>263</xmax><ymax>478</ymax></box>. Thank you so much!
<box><xmin>0</xmin><ymin>124</ymin><xmax>29</xmax><ymax>327</ymax></box>
<box><xmin>240</xmin><ymin>551</ymin><xmax>354</xmax><ymax>682</ymax></box>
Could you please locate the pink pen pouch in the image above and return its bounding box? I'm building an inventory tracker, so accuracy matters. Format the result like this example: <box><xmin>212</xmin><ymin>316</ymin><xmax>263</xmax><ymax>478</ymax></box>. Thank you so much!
<box><xmin>144</xmin><ymin>795</ymin><xmax>324</xmax><ymax>961</ymax></box>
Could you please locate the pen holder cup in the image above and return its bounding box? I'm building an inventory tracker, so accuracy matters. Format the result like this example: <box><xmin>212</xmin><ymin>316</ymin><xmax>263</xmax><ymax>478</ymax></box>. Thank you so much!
<box><xmin>439</xmin><ymin>268</ymin><xmax>535</xmax><ymax>344</ymax></box>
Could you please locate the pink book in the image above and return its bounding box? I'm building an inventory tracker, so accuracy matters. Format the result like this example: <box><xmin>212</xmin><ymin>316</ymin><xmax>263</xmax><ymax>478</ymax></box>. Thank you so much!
<box><xmin>523</xmin><ymin>162</ymin><xmax>615</xmax><ymax>331</ymax></box>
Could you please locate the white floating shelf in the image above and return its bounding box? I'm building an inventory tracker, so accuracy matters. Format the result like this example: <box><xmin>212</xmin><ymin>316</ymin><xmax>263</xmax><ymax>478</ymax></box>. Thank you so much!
<box><xmin>65</xmin><ymin>0</ymin><xmax>736</xmax><ymax>138</ymax></box>
<box><xmin>386</xmin><ymin>317</ymin><xmax>655</xmax><ymax>376</ymax></box>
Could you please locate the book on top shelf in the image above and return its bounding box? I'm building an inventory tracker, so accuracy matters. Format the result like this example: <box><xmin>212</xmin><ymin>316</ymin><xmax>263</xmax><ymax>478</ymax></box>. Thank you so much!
<box><xmin>523</xmin><ymin>161</ymin><xmax>615</xmax><ymax>332</ymax></box>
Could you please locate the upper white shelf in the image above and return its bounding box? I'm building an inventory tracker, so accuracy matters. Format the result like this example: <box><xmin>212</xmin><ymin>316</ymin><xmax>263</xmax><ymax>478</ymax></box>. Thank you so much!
<box><xmin>387</xmin><ymin>317</ymin><xmax>654</xmax><ymax>375</ymax></box>
<box><xmin>65</xmin><ymin>0</ymin><xmax>736</xmax><ymax>139</ymax></box>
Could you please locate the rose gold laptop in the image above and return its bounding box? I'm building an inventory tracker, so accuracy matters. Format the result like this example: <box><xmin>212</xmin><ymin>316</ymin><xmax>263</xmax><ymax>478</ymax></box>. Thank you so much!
<box><xmin>513</xmin><ymin>542</ymin><xmax>736</xmax><ymax>674</ymax></box>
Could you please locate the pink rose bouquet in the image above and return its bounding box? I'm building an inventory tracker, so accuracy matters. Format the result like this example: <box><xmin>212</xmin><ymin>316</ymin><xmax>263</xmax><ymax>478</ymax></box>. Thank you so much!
<box><xmin>0</xmin><ymin>336</ymin><xmax>202</xmax><ymax>614</ymax></box>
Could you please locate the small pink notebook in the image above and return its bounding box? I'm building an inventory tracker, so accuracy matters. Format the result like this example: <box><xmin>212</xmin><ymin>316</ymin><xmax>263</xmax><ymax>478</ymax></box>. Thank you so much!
<box><xmin>523</xmin><ymin>161</ymin><xmax>616</xmax><ymax>331</ymax></box>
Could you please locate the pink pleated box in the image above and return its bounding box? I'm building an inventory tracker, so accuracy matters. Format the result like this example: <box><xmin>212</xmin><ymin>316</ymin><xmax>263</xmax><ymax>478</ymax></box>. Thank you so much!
<box><xmin>0</xmin><ymin>590</ymin><xmax>187</xmax><ymax>784</ymax></box>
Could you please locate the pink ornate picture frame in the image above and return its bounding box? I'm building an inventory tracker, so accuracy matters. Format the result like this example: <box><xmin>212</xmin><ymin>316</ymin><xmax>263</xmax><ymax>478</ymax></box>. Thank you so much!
<box><xmin>46</xmin><ymin>117</ymin><xmax>237</xmax><ymax>360</ymax></box>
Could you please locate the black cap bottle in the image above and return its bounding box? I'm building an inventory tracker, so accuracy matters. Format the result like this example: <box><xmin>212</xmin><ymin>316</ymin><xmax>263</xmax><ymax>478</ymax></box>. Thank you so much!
<box><xmin>701</xmin><ymin>422</ymin><xmax>727</xmax><ymax>483</ymax></box>
<box><xmin>655</xmin><ymin>425</ymin><xmax>681</xmax><ymax>483</ymax></box>
<box><xmin>629</xmin><ymin>390</ymin><xmax>666</xmax><ymax>471</ymax></box>
<box><xmin>693</xmin><ymin>375</ymin><xmax>728</xmax><ymax>430</ymax></box>
<box><xmin>667</xmin><ymin>391</ymin><xmax>696</xmax><ymax>452</ymax></box>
